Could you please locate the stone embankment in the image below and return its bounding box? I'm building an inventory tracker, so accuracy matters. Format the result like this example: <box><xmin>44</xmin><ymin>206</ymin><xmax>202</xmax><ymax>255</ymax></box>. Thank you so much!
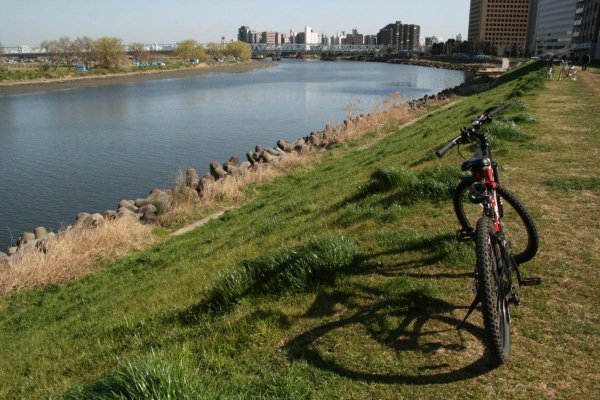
<box><xmin>1</xmin><ymin>79</ymin><xmax>482</xmax><ymax>265</ymax></box>
<box><xmin>385</xmin><ymin>58</ymin><xmax>485</xmax><ymax>73</ymax></box>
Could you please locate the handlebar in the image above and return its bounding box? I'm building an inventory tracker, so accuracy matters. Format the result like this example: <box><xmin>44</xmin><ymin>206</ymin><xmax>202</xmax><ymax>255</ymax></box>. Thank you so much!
<box><xmin>435</xmin><ymin>135</ymin><xmax>462</xmax><ymax>158</ymax></box>
<box><xmin>486</xmin><ymin>103</ymin><xmax>511</xmax><ymax>118</ymax></box>
<box><xmin>435</xmin><ymin>103</ymin><xmax>510</xmax><ymax>158</ymax></box>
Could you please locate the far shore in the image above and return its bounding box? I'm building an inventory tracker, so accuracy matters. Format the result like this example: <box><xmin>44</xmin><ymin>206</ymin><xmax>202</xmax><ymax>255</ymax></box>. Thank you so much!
<box><xmin>0</xmin><ymin>61</ymin><xmax>274</xmax><ymax>96</ymax></box>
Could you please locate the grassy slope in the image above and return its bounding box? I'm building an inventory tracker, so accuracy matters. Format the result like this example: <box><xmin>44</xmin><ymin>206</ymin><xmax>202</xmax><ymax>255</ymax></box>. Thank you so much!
<box><xmin>0</xmin><ymin>65</ymin><xmax>598</xmax><ymax>399</ymax></box>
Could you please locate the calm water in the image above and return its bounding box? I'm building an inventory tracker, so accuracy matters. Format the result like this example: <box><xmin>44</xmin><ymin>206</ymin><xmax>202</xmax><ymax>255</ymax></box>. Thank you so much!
<box><xmin>0</xmin><ymin>60</ymin><xmax>467</xmax><ymax>249</ymax></box>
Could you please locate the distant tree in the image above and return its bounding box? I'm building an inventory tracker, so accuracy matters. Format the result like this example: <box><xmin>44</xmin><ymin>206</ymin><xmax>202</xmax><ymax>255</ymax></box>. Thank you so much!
<box><xmin>174</xmin><ymin>39</ymin><xmax>206</xmax><ymax>61</ymax></box>
<box><xmin>92</xmin><ymin>37</ymin><xmax>128</xmax><ymax>69</ymax></box>
<box><xmin>479</xmin><ymin>41</ymin><xmax>498</xmax><ymax>56</ymax></box>
<box><xmin>56</xmin><ymin>36</ymin><xmax>75</xmax><ymax>65</ymax></box>
<box><xmin>460</xmin><ymin>41</ymin><xmax>476</xmax><ymax>54</ymax></box>
<box><xmin>0</xmin><ymin>41</ymin><xmax>4</xmax><ymax>57</ymax></box>
<box><xmin>40</xmin><ymin>39</ymin><xmax>62</xmax><ymax>68</ymax></box>
<box><xmin>74</xmin><ymin>36</ymin><xmax>94</xmax><ymax>66</ymax></box>
<box><xmin>508</xmin><ymin>44</ymin><xmax>522</xmax><ymax>58</ymax></box>
<box><xmin>206</xmin><ymin>42</ymin><xmax>223</xmax><ymax>58</ymax></box>
<box><xmin>431</xmin><ymin>42</ymin><xmax>444</xmax><ymax>56</ymax></box>
<box><xmin>129</xmin><ymin>42</ymin><xmax>149</xmax><ymax>63</ymax></box>
<box><xmin>225</xmin><ymin>41</ymin><xmax>252</xmax><ymax>61</ymax></box>
<box><xmin>443</xmin><ymin>39</ymin><xmax>457</xmax><ymax>55</ymax></box>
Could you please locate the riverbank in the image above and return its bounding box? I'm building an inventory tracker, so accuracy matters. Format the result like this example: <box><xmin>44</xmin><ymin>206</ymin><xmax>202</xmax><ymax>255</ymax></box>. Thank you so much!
<box><xmin>0</xmin><ymin>61</ymin><xmax>273</xmax><ymax>95</ymax></box>
<box><xmin>320</xmin><ymin>54</ymin><xmax>490</xmax><ymax>73</ymax></box>
<box><xmin>1</xmin><ymin>63</ymin><xmax>599</xmax><ymax>398</ymax></box>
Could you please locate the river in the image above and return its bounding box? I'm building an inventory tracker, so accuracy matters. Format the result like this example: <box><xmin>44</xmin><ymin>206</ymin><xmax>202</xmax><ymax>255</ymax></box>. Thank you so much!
<box><xmin>0</xmin><ymin>60</ymin><xmax>468</xmax><ymax>250</ymax></box>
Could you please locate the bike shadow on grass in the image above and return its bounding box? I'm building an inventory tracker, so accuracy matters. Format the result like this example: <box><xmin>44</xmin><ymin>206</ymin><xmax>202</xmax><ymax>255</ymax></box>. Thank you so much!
<box><xmin>285</xmin><ymin>286</ymin><xmax>498</xmax><ymax>385</ymax></box>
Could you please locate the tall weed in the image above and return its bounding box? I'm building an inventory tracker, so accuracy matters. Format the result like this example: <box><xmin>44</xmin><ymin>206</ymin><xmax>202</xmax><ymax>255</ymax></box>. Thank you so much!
<box><xmin>366</xmin><ymin>165</ymin><xmax>462</xmax><ymax>204</ymax></box>
<box><xmin>205</xmin><ymin>236</ymin><xmax>361</xmax><ymax>311</ymax></box>
<box><xmin>63</xmin><ymin>350</ymin><xmax>205</xmax><ymax>399</ymax></box>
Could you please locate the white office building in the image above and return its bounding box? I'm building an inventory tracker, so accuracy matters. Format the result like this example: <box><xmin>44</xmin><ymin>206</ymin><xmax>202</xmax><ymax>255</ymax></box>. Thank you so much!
<box><xmin>305</xmin><ymin>27</ymin><xmax>321</xmax><ymax>45</ymax></box>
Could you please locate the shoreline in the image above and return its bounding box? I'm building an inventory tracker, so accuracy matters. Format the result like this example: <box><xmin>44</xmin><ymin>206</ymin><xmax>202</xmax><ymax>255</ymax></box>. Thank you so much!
<box><xmin>0</xmin><ymin>62</ymin><xmax>274</xmax><ymax>96</ymax></box>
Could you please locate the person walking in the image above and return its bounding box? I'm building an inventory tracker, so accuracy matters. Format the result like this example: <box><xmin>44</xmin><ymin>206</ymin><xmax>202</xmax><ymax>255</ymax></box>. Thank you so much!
<box><xmin>546</xmin><ymin>58</ymin><xmax>554</xmax><ymax>80</ymax></box>
<box><xmin>558</xmin><ymin>55</ymin><xmax>568</xmax><ymax>81</ymax></box>
<box><xmin>582</xmin><ymin>53</ymin><xmax>591</xmax><ymax>71</ymax></box>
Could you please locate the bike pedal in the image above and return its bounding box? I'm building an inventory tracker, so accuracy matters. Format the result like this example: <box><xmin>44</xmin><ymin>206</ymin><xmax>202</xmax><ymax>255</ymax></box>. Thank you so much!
<box><xmin>521</xmin><ymin>277</ymin><xmax>542</xmax><ymax>286</ymax></box>
<box><xmin>456</xmin><ymin>229</ymin><xmax>475</xmax><ymax>242</ymax></box>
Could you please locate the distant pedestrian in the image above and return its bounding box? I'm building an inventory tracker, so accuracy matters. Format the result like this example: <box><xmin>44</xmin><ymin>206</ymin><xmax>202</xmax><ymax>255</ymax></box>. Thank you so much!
<box><xmin>582</xmin><ymin>53</ymin><xmax>591</xmax><ymax>71</ymax></box>
<box><xmin>558</xmin><ymin>55</ymin><xmax>567</xmax><ymax>81</ymax></box>
<box><xmin>546</xmin><ymin>58</ymin><xmax>553</xmax><ymax>80</ymax></box>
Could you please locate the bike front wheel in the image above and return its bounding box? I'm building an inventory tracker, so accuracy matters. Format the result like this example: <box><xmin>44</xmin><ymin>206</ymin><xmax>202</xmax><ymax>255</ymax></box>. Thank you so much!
<box><xmin>453</xmin><ymin>179</ymin><xmax>539</xmax><ymax>264</ymax></box>
<box><xmin>476</xmin><ymin>217</ymin><xmax>511</xmax><ymax>364</ymax></box>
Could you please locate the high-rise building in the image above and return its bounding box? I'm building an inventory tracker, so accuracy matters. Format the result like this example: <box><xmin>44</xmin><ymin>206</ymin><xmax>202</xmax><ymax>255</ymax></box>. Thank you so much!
<box><xmin>331</xmin><ymin>32</ymin><xmax>347</xmax><ymax>45</ymax></box>
<box><xmin>238</xmin><ymin>26</ymin><xmax>251</xmax><ymax>43</ymax></box>
<box><xmin>364</xmin><ymin>35</ymin><xmax>378</xmax><ymax>46</ymax></box>
<box><xmin>304</xmin><ymin>27</ymin><xmax>321</xmax><ymax>45</ymax></box>
<box><xmin>401</xmin><ymin>24</ymin><xmax>421</xmax><ymax>51</ymax></box>
<box><xmin>424</xmin><ymin>36</ymin><xmax>439</xmax><ymax>52</ymax></box>
<box><xmin>344</xmin><ymin>29</ymin><xmax>364</xmax><ymax>45</ymax></box>
<box><xmin>530</xmin><ymin>0</ymin><xmax>577</xmax><ymax>57</ymax></box>
<box><xmin>377</xmin><ymin>21</ymin><xmax>402</xmax><ymax>47</ymax></box>
<box><xmin>261</xmin><ymin>32</ymin><xmax>279</xmax><ymax>45</ymax></box>
<box><xmin>571</xmin><ymin>0</ymin><xmax>600</xmax><ymax>60</ymax></box>
<box><xmin>468</xmin><ymin>0</ymin><xmax>533</xmax><ymax>55</ymax></box>
<box><xmin>377</xmin><ymin>21</ymin><xmax>420</xmax><ymax>51</ymax></box>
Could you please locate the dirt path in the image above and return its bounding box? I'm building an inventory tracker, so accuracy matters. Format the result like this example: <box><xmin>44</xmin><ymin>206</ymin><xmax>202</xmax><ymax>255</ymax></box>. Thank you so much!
<box><xmin>169</xmin><ymin>206</ymin><xmax>240</xmax><ymax>237</ymax></box>
<box><xmin>515</xmin><ymin>67</ymin><xmax>600</xmax><ymax>397</ymax></box>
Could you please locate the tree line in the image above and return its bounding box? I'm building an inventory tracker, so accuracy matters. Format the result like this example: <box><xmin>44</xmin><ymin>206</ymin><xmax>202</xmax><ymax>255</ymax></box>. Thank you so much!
<box><xmin>30</xmin><ymin>37</ymin><xmax>252</xmax><ymax>69</ymax></box>
<box><xmin>429</xmin><ymin>39</ymin><xmax>527</xmax><ymax>58</ymax></box>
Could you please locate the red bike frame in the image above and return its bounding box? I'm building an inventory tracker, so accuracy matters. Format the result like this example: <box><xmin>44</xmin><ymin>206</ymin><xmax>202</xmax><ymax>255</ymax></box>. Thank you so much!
<box><xmin>472</xmin><ymin>165</ymin><xmax>501</xmax><ymax>232</ymax></box>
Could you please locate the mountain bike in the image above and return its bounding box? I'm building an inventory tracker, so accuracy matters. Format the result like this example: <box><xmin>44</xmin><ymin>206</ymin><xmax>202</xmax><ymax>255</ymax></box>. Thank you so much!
<box><xmin>435</xmin><ymin>104</ymin><xmax>541</xmax><ymax>364</ymax></box>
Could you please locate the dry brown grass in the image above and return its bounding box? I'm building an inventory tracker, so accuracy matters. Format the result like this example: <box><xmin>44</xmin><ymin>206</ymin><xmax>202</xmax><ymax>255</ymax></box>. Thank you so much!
<box><xmin>161</xmin><ymin>153</ymin><xmax>307</xmax><ymax>226</ymax></box>
<box><xmin>0</xmin><ymin>216</ymin><xmax>154</xmax><ymax>295</ymax></box>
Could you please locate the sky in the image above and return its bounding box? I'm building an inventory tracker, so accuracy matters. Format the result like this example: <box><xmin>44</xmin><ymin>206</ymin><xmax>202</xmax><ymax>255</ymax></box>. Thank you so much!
<box><xmin>1</xmin><ymin>0</ymin><xmax>470</xmax><ymax>47</ymax></box>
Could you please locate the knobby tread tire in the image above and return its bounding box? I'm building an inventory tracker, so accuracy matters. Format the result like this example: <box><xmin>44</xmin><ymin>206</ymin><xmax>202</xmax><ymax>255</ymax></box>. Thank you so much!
<box><xmin>476</xmin><ymin>217</ymin><xmax>511</xmax><ymax>364</ymax></box>
<box><xmin>454</xmin><ymin>179</ymin><xmax>539</xmax><ymax>264</ymax></box>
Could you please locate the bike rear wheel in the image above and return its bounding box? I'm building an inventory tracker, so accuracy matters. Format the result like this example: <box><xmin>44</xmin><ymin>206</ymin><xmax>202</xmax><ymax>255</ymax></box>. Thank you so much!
<box><xmin>454</xmin><ymin>179</ymin><xmax>539</xmax><ymax>264</ymax></box>
<box><xmin>476</xmin><ymin>217</ymin><xmax>511</xmax><ymax>364</ymax></box>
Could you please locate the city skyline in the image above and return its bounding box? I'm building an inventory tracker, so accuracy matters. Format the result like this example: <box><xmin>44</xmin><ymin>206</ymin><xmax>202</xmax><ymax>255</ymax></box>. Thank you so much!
<box><xmin>0</xmin><ymin>0</ymin><xmax>470</xmax><ymax>47</ymax></box>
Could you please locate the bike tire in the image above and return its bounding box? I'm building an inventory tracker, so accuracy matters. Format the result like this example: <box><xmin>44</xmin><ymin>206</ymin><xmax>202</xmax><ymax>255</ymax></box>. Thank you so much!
<box><xmin>476</xmin><ymin>216</ymin><xmax>511</xmax><ymax>364</ymax></box>
<box><xmin>453</xmin><ymin>179</ymin><xmax>539</xmax><ymax>264</ymax></box>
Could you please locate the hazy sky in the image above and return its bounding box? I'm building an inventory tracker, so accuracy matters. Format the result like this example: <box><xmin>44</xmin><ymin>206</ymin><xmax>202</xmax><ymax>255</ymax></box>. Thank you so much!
<box><xmin>1</xmin><ymin>0</ymin><xmax>470</xmax><ymax>46</ymax></box>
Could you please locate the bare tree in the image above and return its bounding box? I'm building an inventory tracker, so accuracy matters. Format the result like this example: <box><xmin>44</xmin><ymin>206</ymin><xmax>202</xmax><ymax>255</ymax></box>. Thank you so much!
<box><xmin>74</xmin><ymin>36</ymin><xmax>94</xmax><ymax>67</ymax></box>
<box><xmin>40</xmin><ymin>40</ymin><xmax>61</xmax><ymax>69</ymax></box>
<box><xmin>129</xmin><ymin>42</ymin><xmax>149</xmax><ymax>63</ymax></box>
<box><xmin>92</xmin><ymin>37</ymin><xmax>128</xmax><ymax>69</ymax></box>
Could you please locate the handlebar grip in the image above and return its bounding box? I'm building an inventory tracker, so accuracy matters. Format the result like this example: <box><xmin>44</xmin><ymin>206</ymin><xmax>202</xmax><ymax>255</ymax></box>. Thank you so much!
<box><xmin>435</xmin><ymin>135</ymin><xmax>461</xmax><ymax>158</ymax></box>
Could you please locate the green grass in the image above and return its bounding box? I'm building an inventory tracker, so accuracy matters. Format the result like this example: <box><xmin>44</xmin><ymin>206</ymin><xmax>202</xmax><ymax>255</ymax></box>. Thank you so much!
<box><xmin>0</xmin><ymin>61</ymin><xmax>598</xmax><ymax>399</ymax></box>
<box><xmin>202</xmin><ymin>236</ymin><xmax>361</xmax><ymax>312</ymax></box>
<box><xmin>544</xmin><ymin>177</ymin><xmax>600</xmax><ymax>192</ymax></box>
<box><xmin>64</xmin><ymin>349</ymin><xmax>206</xmax><ymax>399</ymax></box>
<box><xmin>0</xmin><ymin>67</ymin><xmax>72</xmax><ymax>81</ymax></box>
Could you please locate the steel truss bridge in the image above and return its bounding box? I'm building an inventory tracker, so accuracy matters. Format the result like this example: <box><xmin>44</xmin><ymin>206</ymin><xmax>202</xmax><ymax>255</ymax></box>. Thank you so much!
<box><xmin>250</xmin><ymin>43</ymin><xmax>384</xmax><ymax>54</ymax></box>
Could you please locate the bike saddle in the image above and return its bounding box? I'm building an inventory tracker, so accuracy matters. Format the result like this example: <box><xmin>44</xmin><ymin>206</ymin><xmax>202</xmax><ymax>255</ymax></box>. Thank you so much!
<box><xmin>461</xmin><ymin>153</ymin><xmax>491</xmax><ymax>171</ymax></box>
